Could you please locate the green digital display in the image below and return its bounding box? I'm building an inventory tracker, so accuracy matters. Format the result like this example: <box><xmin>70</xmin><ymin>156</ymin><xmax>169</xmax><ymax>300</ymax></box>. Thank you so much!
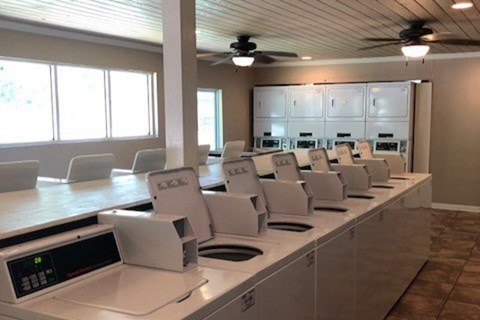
<box><xmin>34</xmin><ymin>257</ymin><xmax>42</xmax><ymax>264</ymax></box>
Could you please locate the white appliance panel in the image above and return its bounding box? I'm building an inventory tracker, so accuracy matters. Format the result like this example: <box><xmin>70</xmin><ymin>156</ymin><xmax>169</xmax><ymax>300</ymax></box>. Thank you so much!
<box><xmin>326</xmin><ymin>84</ymin><xmax>366</xmax><ymax>121</ymax></box>
<box><xmin>254</xmin><ymin>121</ymin><xmax>288</xmax><ymax>138</ymax></box>
<box><xmin>288</xmin><ymin>121</ymin><xmax>325</xmax><ymax>138</ymax></box>
<box><xmin>316</xmin><ymin>227</ymin><xmax>355</xmax><ymax>320</ymax></box>
<box><xmin>355</xmin><ymin>211</ymin><xmax>384</xmax><ymax>320</ymax></box>
<box><xmin>254</xmin><ymin>87</ymin><xmax>288</xmax><ymax>120</ymax></box>
<box><xmin>367</xmin><ymin>83</ymin><xmax>412</xmax><ymax>121</ymax></box>
<box><xmin>289</xmin><ymin>86</ymin><xmax>324</xmax><ymax>119</ymax></box>
<box><xmin>366</xmin><ymin>121</ymin><xmax>410</xmax><ymax>140</ymax></box>
<box><xmin>256</xmin><ymin>252</ymin><xmax>315</xmax><ymax>320</ymax></box>
<box><xmin>325</xmin><ymin>121</ymin><xmax>365</xmax><ymax>139</ymax></box>
<box><xmin>202</xmin><ymin>288</ymin><xmax>257</xmax><ymax>320</ymax></box>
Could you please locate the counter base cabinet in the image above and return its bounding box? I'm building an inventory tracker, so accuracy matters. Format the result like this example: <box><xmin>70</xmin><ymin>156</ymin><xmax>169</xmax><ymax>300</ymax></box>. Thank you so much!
<box><xmin>256</xmin><ymin>252</ymin><xmax>315</xmax><ymax>320</ymax></box>
<box><xmin>316</xmin><ymin>227</ymin><xmax>355</xmax><ymax>320</ymax></box>
<box><xmin>203</xmin><ymin>289</ymin><xmax>257</xmax><ymax>320</ymax></box>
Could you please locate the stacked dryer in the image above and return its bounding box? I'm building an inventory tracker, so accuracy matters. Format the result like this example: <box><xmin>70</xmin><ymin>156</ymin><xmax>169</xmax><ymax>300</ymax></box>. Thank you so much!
<box><xmin>253</xmin><ymin>86</ymin><xmax>325</xmax><ymax>151</ymax></box>
<box><xmin>325</xmin><ymin>83</ymin><xmax>367</xmax><ymax>150</ymax></box>
<box><xmin>253</xmin><ymin>86</ymin><xmax>290</xmax><ymax>150</ymax></box>
<box><xmin>366</xmin><ymin>82</ymin><xmax>414</xmax><ymax>171</ymax></box>
<box><xmin>287</xmin><ymin>85</ymin><xmax>325</xmax><ymax>150</ymax></box>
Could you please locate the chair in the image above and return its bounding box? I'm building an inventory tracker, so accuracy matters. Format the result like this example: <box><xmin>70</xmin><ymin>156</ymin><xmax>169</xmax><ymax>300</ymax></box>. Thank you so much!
<box><xmin>66</xmin><ymin>154</ymin><xmax>115</xmax><ymax>183</ymax></box>
<box><xmin>221</xmin><ymin>141</ymin><xmax>245</xmax><ymax>160</ymax></box>
<box><xmin>0</xmin><ymin>160</ymin><xmax>40</xmax><ymax>193</ymax></box>
<box><xmin>131</xmin><ymin>149</ymin><xmax>166</xmax><ymax>173</ymax></box>
<box><xmin>198</xmin><ymin>144</ymin><xmax>211</xmax><ymax>165</ymax></box>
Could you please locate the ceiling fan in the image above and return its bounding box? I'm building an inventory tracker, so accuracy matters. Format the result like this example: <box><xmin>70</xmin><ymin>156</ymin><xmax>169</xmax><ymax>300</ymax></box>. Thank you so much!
<box><xmin>197</xmin><ymin>35</ymin><xmax>298</xmax><ymax>67</ymax></box>
<box><xmin>360</xmin><ymin>19</ymin><xmax>480</xmax><ymax>58</ymax></box>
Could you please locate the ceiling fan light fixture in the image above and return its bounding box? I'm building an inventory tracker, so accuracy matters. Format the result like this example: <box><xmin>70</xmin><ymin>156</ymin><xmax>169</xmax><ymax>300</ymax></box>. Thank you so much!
<box><xmin>401</xmin><ymin>44</ymin><xmax>430</xmax><ymax>58</ymax></box>
<box><xmin>232</xmin><ymin>56</ymin><xmax>255</xmax><ymax>67</ymax></box>
<box><xmin>451</xmin><ymin>2</ymin><xmax>473</xmax><ymax>9</ymax></box>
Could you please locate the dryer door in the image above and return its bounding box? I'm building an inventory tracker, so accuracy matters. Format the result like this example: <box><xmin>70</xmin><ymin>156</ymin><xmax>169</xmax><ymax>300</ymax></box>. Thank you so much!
<box><xmin>367</xmin><ymin>84</ymin><xmax>411</xmax><ymax>121</ymax></box>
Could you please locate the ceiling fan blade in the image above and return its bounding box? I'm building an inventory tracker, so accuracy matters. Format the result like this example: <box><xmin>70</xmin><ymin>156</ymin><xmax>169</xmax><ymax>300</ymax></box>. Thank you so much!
<box><xmin>434</xmin><ymin>39</ymin><xmax>480</xmax><ymax>46</ymax></box>
<box><xmin>359</xmin><ymin>41</ymin><xmax>404</xmax><ymax>50</ymax></box>
<box><xmin>197</xmin><ymin>52</ymin><xmax>227</xmax><ymax>58</ymax></box>
<box><xmin>421</xmin><ymin>32</ymin><xmax>453</xmax><ymax>42</ymax></box>
<box><xmin>362</xmin><ymin>38</ymin><xmax>403</xmax><ymax>42</ymax></box>
<box><xmin>210</xmin><ymin>55</ymin><xmax>233</xmax><ymax>66</ymax></box>
<box><xmin>254</xmin><ymin>51</ymin><xmax>298</xmax><ymax>57</ymax></box>
<box><xmin>254</xmin><ymin>54</ymin><xmax>276</xmax><ymax>64</ymax></box>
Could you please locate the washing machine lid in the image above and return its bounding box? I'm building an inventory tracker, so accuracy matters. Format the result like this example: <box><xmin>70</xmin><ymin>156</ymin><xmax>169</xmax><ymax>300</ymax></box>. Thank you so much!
<box><xmin>56</xmin><ymin>266</ymin><xmax>207</xmax><ymax>316</ymax></box>
<box><xmin>222</xmin><ymin>158</ymin><xmax>267</xmax><ymax>206</ymax></box>
<box><xmin>147</xmin><ymin>168</ymin><xmax>215</xmax><ymax>243</ymax></box>
<box><xmin>335</xmin><ymin>143</ymin><xmax>355</xmax><ymax>165</ymax></box>
<box><xmin>357</xmin><ymin>140</ymin><xmax>374</xmax><ymax>159</ymax></box>
<box><xmin>308</xmin><ymin>148</ymin><xmax>331</xmax><ymax>172</ymax></box>
<box><xmin>271</xmin><ymin>152</ymin><xmax>303</xmax><ymax>181</ymax></box>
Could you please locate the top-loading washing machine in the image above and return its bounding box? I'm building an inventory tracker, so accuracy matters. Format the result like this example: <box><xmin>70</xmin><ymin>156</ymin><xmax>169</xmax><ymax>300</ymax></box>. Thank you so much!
<box><xmin>220</xmin><ymin>157</ymin><xmax>379</xmax><ymax>320</ymax></box>
<box><xmin>336</xmin><ymin>143</ymin><xmax>407</xmax><ymax>190</ymax></box>
<box><xmin>146</xmin><ymin>168</ymin><xmax>316</xmax><ymax>320</ymax></box>
<box><xmin>0</xmin><ymin>213</ymin><xmax>258</xmax><ymax>320</ymax></box>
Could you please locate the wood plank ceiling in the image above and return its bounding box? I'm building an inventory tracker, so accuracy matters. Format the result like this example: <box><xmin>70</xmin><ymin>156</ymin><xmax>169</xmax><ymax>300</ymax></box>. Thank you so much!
<box><xmin>0</xmin><ymin>0</ymin><xmax>479</xmax><ymax>60</ymax></box>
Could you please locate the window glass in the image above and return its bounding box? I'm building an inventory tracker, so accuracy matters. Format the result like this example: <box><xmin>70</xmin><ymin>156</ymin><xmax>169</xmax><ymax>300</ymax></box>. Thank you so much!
<box><xmin>197</xmin><ymin>90</ymin><xmax>218</xmax><ymax>149</ymax></box>
<box><xmin>110</xmin><ymin>71</ymin><xmax>150</xmax><ymax>137</ymax></box>
<box><xmin>57</xmin><ymin>66</ymin><xmax>107</xmax><ymax>140</ymax></box>
<box><xmin>0</xmin><ymin>60</ymin><xmax>53</xmax><ymax>143</ymax></box>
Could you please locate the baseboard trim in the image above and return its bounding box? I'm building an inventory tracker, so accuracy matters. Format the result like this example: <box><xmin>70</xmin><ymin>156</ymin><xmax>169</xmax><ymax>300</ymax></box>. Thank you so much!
<box><xmin>432</xmin><ymin>203</ymin><xmax>480</xmax><ymax>213</ymax></box>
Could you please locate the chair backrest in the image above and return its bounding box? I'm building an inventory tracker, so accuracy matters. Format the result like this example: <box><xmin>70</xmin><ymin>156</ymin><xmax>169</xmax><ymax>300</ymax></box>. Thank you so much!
<box><xmin>221</xmin><ymin>141</ymin><xmax>245</xmax><ymax>159</ymax></box>
<box><xmin>66</xmin><ymin>154</ymin><xmax>115</xmax><ymax>183</ymax></box>
<box><xmin>198</xmin><ymin>144</ymin><xmax>210</xmax><ymax>165</ymax></box>
<box><xmin>335</xmin><ymin>143</ymin><xmax>355</xmax><ymax>165</ymax></box>
<box><xmin>131</xmin><ymin>149</ymin><xmax>166</xmax><ymax>173</ymax></box>
<box><xmin>0</xmin><ymin>160</ymin><xmax>40</xmax><ymax>193</ymax></box>
<box><xmin>308</xmin><ymin>148</ymin><xmax>332</xmax><ymax>172</ymax></box>
<box><xmin>357</xmin><ymin>140</ymin><xmax>374</xmax><ymax>159</ymax></box>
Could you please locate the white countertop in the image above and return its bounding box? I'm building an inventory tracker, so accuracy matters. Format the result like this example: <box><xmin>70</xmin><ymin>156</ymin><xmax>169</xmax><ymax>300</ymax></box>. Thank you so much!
<box><xmin>0</xmin><ymin>148</ymin><xmax>422</xmax><ymax>244</ymax></box>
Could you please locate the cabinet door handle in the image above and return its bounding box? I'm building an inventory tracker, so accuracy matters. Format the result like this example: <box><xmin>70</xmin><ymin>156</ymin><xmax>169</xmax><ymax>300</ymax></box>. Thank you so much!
<box><xmin>331</xmin><ymin>99</ymin><xmax>335</xmax><ymax>107</ymax></box>
<box><xmin>259</xmin><ymin>101</ymin><xmax>262</xmax><ymax>108</ymax></box>
<box><xmin>373</xmin><ymin>98</ymin><xmax>376</xmax><ymax>107</ymax></box>
<box><xmin>293</xmin><ymin>100</ymin><xmax>297</xmax><ymax>107</ymax></box>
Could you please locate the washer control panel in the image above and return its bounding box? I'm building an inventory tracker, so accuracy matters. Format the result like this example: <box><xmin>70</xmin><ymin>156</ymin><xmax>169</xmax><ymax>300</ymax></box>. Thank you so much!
<box><xmin>3</xmin><ymin>227</ymin><xmax>122</xmax><ymax>302</ymax></box>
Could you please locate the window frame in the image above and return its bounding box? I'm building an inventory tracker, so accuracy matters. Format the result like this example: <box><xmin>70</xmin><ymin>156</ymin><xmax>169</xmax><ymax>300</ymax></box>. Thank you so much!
<box><xmin>197</xmin><ymin>88</ymin><xmax>223</xmax><ymax>150</ymax></box>
<box><xmin>0</xmin><ymin>56</ymin><xmax>157</xmax><ymax>146</ymax></box>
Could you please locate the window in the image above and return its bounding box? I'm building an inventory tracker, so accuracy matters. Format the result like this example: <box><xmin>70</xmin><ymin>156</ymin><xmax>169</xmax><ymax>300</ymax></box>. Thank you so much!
<box><xmin>0</xmin><ymin>57</ymin><xmax>156</xmax><ymax>144</ymax></box>
<box><xmin>0</xmin><ymin>60</ymin><xmax>53</xmax><ymax>143</ymax></box>
<box><xmin>110</xmin><ymin>71</ymin><xmax>151</xmax><ymax>138</ymax></box>
<box><xmin>57</xmin><ymin>66</ymin><xmax>106</xmax><ymax>140</ymax></box>
<box><xmin>197</xmin><ymin>89</ymin><xmax>222</xmax><ymax>150</ymax></box>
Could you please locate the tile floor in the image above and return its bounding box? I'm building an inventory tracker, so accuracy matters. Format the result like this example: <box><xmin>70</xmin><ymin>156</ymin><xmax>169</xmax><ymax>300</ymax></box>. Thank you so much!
<box><xmin>387</xmin><ymin>209</ymin><xmax>480</xmax><ymax>320</ymax></box>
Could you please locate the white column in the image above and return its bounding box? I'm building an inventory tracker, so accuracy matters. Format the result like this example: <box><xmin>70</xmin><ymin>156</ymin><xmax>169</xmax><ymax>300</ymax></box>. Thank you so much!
<box><xmin>162</xmin><ymin>0</ymin><xmax>198</xmax><ymax>172</ymax></box>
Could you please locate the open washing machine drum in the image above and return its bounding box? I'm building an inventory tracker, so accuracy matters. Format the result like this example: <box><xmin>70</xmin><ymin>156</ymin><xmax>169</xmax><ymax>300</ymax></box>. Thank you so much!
<box><xmin>147</xmin><ymin>167</ymin><xmax>264</xmax><ymax>262</ymax></box>
<box><xmin>267</xmin><ymin>221</ymin><xmax>313</xmax><ymax>233</ymax></box>
<box><xmin>199</xmin><ymin>244</ymin><xmax>263</xmax><ymax>262</ymax></box>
